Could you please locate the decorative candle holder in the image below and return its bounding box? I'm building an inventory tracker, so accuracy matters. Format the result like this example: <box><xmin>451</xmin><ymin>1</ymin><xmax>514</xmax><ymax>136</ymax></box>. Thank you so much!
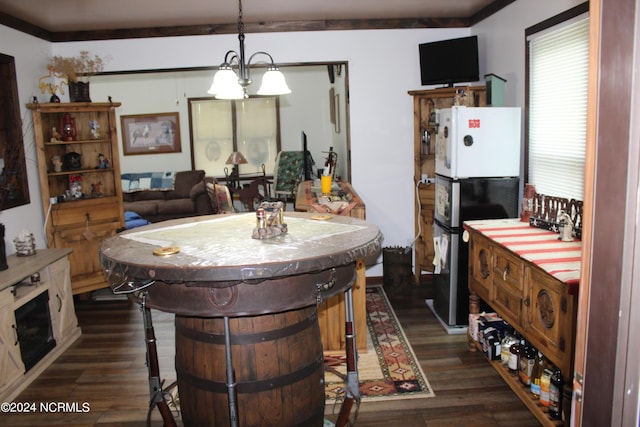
<box><xmin>14</xmin><ymin>233</ymin><xmax>36</xmax><ymax>257</ymax></box>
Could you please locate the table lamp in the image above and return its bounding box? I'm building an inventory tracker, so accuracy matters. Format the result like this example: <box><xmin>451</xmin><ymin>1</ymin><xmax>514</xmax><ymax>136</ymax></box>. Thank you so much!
<box><xmin>225</xmin><ymin>151</ymin><xmax>248</xmax><ymax>190</ymax></box>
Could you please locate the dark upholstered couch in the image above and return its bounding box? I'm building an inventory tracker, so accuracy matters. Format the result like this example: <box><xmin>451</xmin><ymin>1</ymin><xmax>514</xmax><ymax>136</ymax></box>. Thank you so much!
<box><xmin>122</xmin><ymin>170</ymin><xmax>215</xmax><ymax>223</ymax></box>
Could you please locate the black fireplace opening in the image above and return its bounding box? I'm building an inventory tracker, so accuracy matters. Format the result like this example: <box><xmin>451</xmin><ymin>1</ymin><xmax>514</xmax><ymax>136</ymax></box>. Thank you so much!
<box><xmin>14</xmin><ymin>290</ymin><xmax>56</xmax><ymax>371</ymax></box>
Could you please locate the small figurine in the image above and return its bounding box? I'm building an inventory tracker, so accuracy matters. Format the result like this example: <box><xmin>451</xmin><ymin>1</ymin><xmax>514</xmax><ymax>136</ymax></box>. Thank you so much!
<box><xmin>252</xmin><ymin>201</ymin><xmax>287</xmax><ymax>239</ymax></box>
<box><xmin>89</xmin><ymin>120</ymin><xmax>101</xmax><ymax>139</ymax></box>
<box><xmin>453</xmin><ymin>89</ymin><xmax>467</xmax><ymax>106</ymax></box>
<box><xmin>51</xmin><ymin>155</ymin><xmax>62</xmax><ymax>172</ymax></box>
<box><xmin>97</xmin><ymin>153</ymin><xmax>109</xmax><ymax>169</ymax></box>
<box><xmin>69</xmin><ymin>174</ymin><xmax>83</xmax><ymax>200</ymax></box>
<box><xmin>558</xmin><ymin>210</ymin><xmax>574</xmax><ymax>242</ymax></box>
<box><xmin>91</xmin><ymin>181</ymin><xmax>104</xmax><ymax>197</ymax></box>
<box><xmin>50</xmin><ymin>127</ymin><xmax>62</xmax><ymax>142</ymax></box>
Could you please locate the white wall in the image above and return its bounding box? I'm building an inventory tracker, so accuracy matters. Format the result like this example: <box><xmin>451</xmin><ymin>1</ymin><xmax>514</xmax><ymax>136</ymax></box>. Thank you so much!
<box><xmin>1</xmin><ymin>0</ymin><xmax>583</xmax><ymax>274</ymax></box>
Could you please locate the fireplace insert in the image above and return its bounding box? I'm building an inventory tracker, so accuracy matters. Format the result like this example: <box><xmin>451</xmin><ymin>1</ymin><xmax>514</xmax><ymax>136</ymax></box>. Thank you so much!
<box><xmin>14</xmin><ymin>290</ymin><xmax>56</xmax><ymax>371</ymax></box>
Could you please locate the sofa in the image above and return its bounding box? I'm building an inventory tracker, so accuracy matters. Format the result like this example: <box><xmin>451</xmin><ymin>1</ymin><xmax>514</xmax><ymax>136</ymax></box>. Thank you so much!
<box><xmin>122</xmin><ymin>170</ymin><xmax>216</xmax><ymax>223</ymax></box>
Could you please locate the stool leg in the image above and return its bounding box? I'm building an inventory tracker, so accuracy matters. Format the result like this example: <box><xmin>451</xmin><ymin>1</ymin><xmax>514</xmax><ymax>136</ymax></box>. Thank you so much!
<box><xmin>335</xmin><ymin>287</ymin><xmax>360</xmax><ymax>427</ymax></box>
<box><xmin>224</xmin><ymin>316</ymin><xmax>239</xmax><ymax>427</ymax></box>
<box><xmin>140</xmin><ymin>294</ymin><xmax>177</xmax><ymax>427</ymax></box>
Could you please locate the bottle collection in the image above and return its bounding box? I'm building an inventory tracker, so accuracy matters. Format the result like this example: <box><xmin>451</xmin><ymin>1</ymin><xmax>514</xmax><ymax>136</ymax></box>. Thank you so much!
<box><xmin>499</xmin><ymin>328</ymin><xmax>564</xmax><ymax>419</ymax></box>
<box><xmin>472</xmin><ymin>315</ymin><xmax>564</xmax><ymax>421</ymax></box>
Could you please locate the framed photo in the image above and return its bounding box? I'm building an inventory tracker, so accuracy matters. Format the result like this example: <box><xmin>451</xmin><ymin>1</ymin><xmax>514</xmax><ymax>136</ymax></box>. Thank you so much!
<box><xmin>121</xmin><ymin>112</ymin><xmax>182</xmax><ymax>155</ymax></box>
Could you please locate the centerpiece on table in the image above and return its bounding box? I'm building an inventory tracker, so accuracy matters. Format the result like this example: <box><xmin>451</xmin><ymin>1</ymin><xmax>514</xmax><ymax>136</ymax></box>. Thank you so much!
<box><xmin>47</xmin><ymin>51</ymin><xmax>107</xmax><ymax>102</ymax></box>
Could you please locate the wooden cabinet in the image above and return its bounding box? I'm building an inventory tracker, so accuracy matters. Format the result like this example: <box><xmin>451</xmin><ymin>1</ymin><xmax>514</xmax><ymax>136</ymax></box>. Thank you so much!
<box><xmin>28</xmin><ymin>102</ymin><xmax>124</xmax><ymax>295</ymax></box>
<box><xmin>408</xmin><ymin>86</ymin><xmax>486</xmax><ymax>284</ymax></box>
<box><xmin>0</xmin><ymin>249</ymin><xmax>81</xmax><ymax>402</ymax></box>
<box><xmin>466</xmin><ymin>220</ymin><xmax>579</xmax><ymax>426</ymax></box>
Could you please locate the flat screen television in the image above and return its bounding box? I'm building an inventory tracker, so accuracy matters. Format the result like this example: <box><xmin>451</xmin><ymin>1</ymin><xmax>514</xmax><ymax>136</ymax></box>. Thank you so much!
<box><xmin>419</xmin><ymin>36</ymin><xmax>479</xmax><ymax>87</ymax></box>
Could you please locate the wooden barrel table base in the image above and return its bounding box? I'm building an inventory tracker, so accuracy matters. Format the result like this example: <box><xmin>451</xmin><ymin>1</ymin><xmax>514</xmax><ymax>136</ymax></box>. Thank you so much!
<box><xmin>176</xmin><ymin>306</ymin><xmax>325</xmax><ymax>426</ymax></box>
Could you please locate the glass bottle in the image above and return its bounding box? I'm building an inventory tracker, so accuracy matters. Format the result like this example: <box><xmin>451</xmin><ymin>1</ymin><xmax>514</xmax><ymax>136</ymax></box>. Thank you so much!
<box><xmin>539</xmin><ymin>368</ymin><xmax>553</xmax><ymax>407</ymax></box>
<box><xmin>500</xmin><ymin>328</ymin><xmax>517</xmax><ymax>366</ymax></box>
<box><xmin>508</xmin><ymin>333</ymin><xmax>522</xmax><ymax>374</ymax></box>
<box><xmin>549</xmin><ymin>368</ymin><xmax>564</xmax><ymax>419</ymax></box>
<box><xmin>530</xmin><ymin>351</ymin><xmax>547</xmax><ymax>399</ymax></box>
<box><xmin>518</xmin><ymin>341</ymin><xmax>536</xmax><ymax>385</ymax></box>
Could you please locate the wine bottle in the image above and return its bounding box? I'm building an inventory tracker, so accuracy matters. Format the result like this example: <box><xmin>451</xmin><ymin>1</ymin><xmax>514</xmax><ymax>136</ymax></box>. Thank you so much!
<box><xmin>549</xmin><ymin>368</ymin><xmax>564</xmax><ymax>419</ymax></box>
<box><xmin>508</xmin><ymin>334</ymin><xmax>522</xmax><ymax>374</ymax></box>
<box><xmin>530</xmin><ymin>351</ymin><xmax>546</xmax><ymax>399</ymax></box>
<box><xmin>518</xmin><ymin>341</ymin><xmax>536</xmax><ymax>385</ymax></box>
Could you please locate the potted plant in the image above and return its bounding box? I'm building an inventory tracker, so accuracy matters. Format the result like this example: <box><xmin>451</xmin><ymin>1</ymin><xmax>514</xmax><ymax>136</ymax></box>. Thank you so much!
<box><xmin>48</xmin><ymin>51</ymin><xmax>107</xmax><ymax>102</ymax></box>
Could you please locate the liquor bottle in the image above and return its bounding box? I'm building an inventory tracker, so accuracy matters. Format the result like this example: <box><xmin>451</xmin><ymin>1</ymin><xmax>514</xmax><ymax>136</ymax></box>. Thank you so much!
<box><xmin>500</xmin><ymin>328</ymin><xmax>517</xmax><ymax>367</ymax></box>
<box><xmin>508</xmin><ymin>334</ymin><xmax>522</xmax><ymax>374</ymax></box>
<box><xmin>518</xmin><ymin>341</ymin><xmax>536</xmax><ymax>385</ymax></box>
<box><xmin>539</xmin><ymin>368</ymin><xmax>553</xmax><ymax>407</ymax></box>
<box><xmin>530</xmin><ymin>351</ymin><xmax>547</xmax><ymax>399</ymax></box>
<box><xmin>549</xmin><ymin>368</ymin><xmax>564</xmax><ymax>419</ymax></box>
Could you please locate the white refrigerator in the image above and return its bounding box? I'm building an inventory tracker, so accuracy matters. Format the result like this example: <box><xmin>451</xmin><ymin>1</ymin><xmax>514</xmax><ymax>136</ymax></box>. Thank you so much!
<box><xmin>435</xmin><ymin>106</ymin><xmax>521</xmax><ymax>179</ymax></box>
<box><xmin>432</xmin><ymin>106</ymin><xmax>521</xmax><ymax>326</ymax></box>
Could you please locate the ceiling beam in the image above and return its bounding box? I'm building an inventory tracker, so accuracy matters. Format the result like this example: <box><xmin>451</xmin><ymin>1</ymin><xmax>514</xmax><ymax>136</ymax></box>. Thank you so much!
<box><xmin>0</xmin><ymin>1</ymin><xmax>513</xmax><ymax>42</ymax></box>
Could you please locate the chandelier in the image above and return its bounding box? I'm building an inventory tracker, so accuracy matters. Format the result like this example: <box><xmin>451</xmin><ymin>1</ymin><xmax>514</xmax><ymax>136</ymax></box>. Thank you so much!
<box><xmin>207</xmin><ymin>0</ymin><xmax>291</xmax><ymax>99</ymax></box>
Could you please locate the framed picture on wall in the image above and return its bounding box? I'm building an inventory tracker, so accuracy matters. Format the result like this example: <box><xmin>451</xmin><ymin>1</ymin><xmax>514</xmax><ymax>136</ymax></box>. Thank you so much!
<box><xmin>121</xmin><ymin>112</ymin><xmax>182</xmax><ymax>155</ymax></box>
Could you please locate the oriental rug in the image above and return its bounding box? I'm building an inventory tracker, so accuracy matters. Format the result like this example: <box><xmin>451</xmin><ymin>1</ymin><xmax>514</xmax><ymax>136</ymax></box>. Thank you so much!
<box><xmin>324</xmin><ymin>285</ymin><xmax>434</xmax><ymax>404</ymax></box>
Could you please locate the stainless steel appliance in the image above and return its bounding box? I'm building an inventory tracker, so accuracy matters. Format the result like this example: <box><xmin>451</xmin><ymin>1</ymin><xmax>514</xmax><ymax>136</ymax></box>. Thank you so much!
<box><xmin>433</xmin><ymin>176</ymin><xmax>519</xmax><ymax>325</ymax></box>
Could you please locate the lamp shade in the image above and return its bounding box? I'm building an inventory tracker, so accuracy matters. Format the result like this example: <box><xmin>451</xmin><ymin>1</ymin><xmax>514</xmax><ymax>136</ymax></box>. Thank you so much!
<box><xmin>226</xmin><ymin>151</ymin><xmax>248</xmax><ymax>165</ymax></box>
<box><xmin>257</xmin><ymin>67</ymin><xmax>292</xmax><ymax>96</ymax></box>
<box><xmin>208</xmin><ymin>66</ymin><xmax>245</xmax><ymax>99</ymax></box>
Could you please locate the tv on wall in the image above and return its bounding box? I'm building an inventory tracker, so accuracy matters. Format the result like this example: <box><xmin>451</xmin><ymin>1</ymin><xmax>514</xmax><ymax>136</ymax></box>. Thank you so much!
<box><xmin>419</xmin><ymin>36</ymin><xmax>480</xmax><ymax>87</ymax></box>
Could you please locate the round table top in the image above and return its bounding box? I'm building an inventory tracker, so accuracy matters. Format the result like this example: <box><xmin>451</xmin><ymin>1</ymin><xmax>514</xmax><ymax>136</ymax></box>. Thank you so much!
<box><xmin>100</xmin><ymin>212</ymin><xmax>383</xmax><ymax>287</ymax></box>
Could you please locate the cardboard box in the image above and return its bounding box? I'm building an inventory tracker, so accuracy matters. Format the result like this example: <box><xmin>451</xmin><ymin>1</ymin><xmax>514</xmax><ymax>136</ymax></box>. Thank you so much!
<box><xmin>469</xmin><ymin>312</ymin><xmax>502</xmax><ymax>341</ymax></box>
<box><xmin>481</xmin><ymin>329</ymin><xmax>502</xmax><ymax>360</ymax></box>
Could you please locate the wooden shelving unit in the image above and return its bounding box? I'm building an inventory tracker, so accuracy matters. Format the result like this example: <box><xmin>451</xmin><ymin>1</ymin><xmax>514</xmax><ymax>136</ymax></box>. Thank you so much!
<box><xmin>407</xmin><ymin>86</ymin><xmax>486</xmax><ymax>284</ymax></box>
<box><xmin>27</xmin><ymin>101</ymin><xmax>125</xmax><ymax>295</ymax></box>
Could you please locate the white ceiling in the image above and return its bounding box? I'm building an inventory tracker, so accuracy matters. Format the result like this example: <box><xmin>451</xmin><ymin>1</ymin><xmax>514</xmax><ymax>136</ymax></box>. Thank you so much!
<box><xmin>0</xmin><ymin>0</ymin><xmax>499</xmax><ymax>33</ymax></box>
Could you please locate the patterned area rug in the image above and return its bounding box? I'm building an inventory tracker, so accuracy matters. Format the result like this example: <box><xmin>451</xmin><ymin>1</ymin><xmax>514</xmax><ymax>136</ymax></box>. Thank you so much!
<box><xmin>324</xmin><ymin>285</ymin><xmax>434</xmax><ymax>403</ymax></box>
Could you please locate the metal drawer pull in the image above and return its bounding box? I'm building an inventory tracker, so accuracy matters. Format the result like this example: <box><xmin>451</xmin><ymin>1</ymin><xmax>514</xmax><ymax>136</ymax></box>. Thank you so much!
<box><xmin>503</xmin><ymin>264</ymin><xmax>509</xmax><ymax>281</ymax></box>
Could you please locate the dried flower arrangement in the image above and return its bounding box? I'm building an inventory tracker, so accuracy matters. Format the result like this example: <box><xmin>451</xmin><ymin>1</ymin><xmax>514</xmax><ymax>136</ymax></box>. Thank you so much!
<box><xmin>48</xmin><ymin>51</ymin><xmax>108</xmax><ymax>82</ymax></box>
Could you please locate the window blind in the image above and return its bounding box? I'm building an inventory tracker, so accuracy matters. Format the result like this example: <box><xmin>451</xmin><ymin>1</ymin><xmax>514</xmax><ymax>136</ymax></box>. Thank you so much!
<box><xmin>528</xmin><ymin>15</ymin><xmax>589</xmax><ymax>201</ymax></box>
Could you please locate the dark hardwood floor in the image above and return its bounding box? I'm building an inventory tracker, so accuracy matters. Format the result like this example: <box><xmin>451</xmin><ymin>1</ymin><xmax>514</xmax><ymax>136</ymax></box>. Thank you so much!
<box><xmin>2</xmin><ymin>282</ymin><xmax>541</xmax><ymax>426</ymax></box>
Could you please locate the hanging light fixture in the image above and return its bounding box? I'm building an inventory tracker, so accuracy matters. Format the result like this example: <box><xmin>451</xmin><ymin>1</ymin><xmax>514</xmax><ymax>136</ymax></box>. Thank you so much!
<box><xmin>208</xmin><ymin>0</ymin><xmax>291</xmax><ymax>99</ymax></box>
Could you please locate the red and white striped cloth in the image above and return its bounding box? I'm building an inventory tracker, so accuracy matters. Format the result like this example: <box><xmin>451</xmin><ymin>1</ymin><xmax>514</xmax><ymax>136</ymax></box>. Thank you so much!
<box><xmin>464</xmin><ymin>219</ymin><xmax>581</xmax><ymax>293</ymax></box>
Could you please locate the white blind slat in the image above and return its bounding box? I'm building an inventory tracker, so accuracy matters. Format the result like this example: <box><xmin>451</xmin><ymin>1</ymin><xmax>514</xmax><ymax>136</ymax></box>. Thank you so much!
<box><xmin>528</xmin><ymin>15</ymin><xmax>589</xmax><ymax>201</ymax></box>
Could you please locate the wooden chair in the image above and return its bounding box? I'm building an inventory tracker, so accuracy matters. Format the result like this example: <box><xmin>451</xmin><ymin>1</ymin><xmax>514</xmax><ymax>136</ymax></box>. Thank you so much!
<box><xmin>237</xmin><ymin>176</ymin><xmax>271</xmax><ymax>211</ymax></box>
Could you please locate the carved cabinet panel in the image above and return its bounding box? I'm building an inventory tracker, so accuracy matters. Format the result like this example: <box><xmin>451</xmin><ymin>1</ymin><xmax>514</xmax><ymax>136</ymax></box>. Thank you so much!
<box><xmin>525</xmin><ymin>266</ymin><xmax>575</xmax><ymax>369</ymax></box>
